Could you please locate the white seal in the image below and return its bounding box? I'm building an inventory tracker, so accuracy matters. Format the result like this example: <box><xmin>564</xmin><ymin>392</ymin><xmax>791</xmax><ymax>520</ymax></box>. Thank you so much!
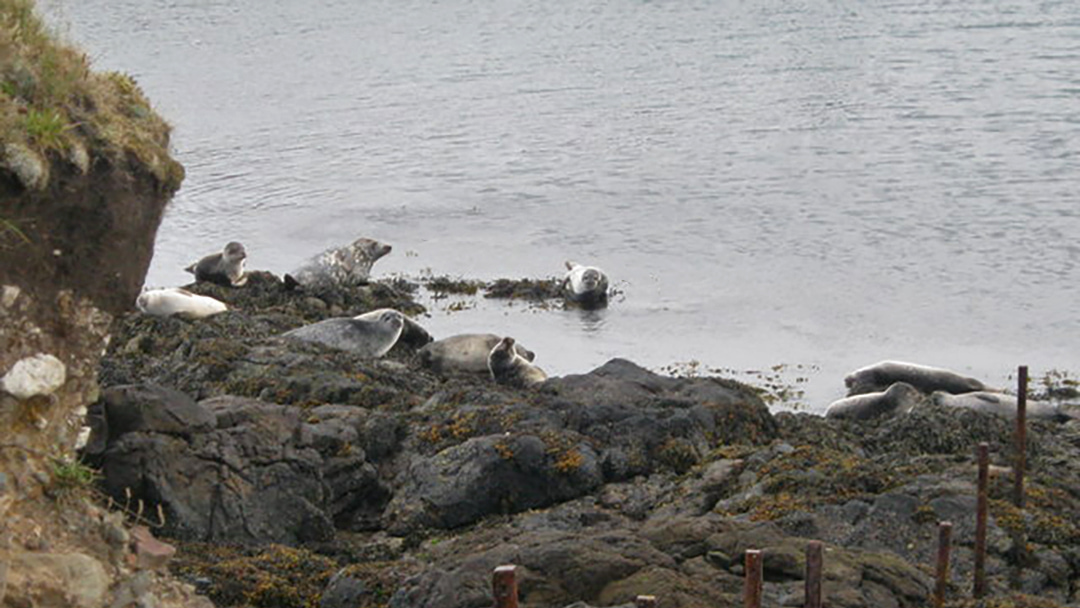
<box><xmin>184</xmin><ymin>241</ymin><xmax>248</xmax><ymax>287</ymax></box>
<box><xmin>285</xmin><ymin>237</ymin><xmax>392</xmax><ymax>289</ymax></box>
<box><xmin>419</xmin><ymin>333</ymin><xmax>536</xmax><ymax>374</ymax></box>
<box><xmin>825</xmin><ymin>382</ymin><xmax>923</xmax><ymax>421</ymax></box>
<box><xmin>562</xmin><ymin>261</ymin><xmax>609</xmax><ymax>308</ymax></box>
<box><xmin>282</xmin><ymin>308</ymin><xmax>405</xmax><ymax>357</ymax></box>
<box><xmin>488</xmin><ymin>336</ymin><xmax>547</xmax><ymax>388</ymax></box>
<box><xmin>844</xmin><ymin>361</ymin><xmax>988</xmax><ymax>396</ymax></box>
<box><xmin>136</xmin><ymin>288</ymin><xmax>228</xmax><ymax>319</ymax></box>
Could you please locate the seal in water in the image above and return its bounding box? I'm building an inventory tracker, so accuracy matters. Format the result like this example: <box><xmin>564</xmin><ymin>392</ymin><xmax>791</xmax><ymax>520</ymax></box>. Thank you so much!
<box><xmin>284</xmin><ymin>237</ymin><xmax>392</xmax><ymax>290</ymax></box>
<box><xmin>185</xmin><ymin>241</ymin><xmax>248</xmax><ymax>287</ymax></box>
<box><xmin>419</xmin><ymin>333</ymin><xmax>536</xmax><ymax>374</ymax></box>
<box><xmin>825</xmin><ymin>381</ymin><xmax>923</xmax><ymax>421</ymax></box>
<box><xmin>844</xmin><ymin>360</ymin><xmax>988</xmax><ymax>396</ymax></box>
<box><xmin>562</xmin><ymin>261</ymin><xmax>609</xmax><ymax>308</ymax></box>
<box><xmin>136</xmin><ymin>288</ymin><xmax>228</xmax><ymax>319</ymax></box>
<box><xmin>932</xmin><ymin>391</ymin><xmax>1069</xmax><ymax>421</ymax></box>
<box><xmin>488</xmin><ymin>336</ymin><xmax>547</xmax><ymax>388</ymax></box>
<box><xmin>282</xmin><ymin>308</ymin><xmax>404</xmax><ymax>357</ymax></box>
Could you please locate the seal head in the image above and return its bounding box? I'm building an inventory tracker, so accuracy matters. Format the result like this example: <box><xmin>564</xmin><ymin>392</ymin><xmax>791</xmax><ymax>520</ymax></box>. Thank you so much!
<box><xmin>563</xmin><ymin>261</ymin><xmax>609</xmax><ymax>308</ymax></box>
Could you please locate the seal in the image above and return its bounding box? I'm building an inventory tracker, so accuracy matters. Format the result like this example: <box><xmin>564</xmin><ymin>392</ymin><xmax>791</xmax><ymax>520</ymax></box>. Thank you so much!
<box><xmin>282</xmin><ymin>308</ymin><xmax>404</xmax><ymax>357</ymax></box>
<box><xmin>487</xmin><ymin>336</ymin><xmax>547</xmax><ymax>388</ymax></box>
<box><xmin>931</xmin><ymin>391</ymin><xmax>1069</xmax><ymax>421</ymax></box>
<box><xmin>844</xmin><ymin>361</ymin><xmax>988</xmax><ymax>396</ymax></box>
<box><xmin>363</xmin><ymin>308</ymin><xmax>433</xmax><ymax>348</ymax></box>
<box><xmin>136</xmin><ymin>288</ymin><xmax>228</xmax><ymax>319</ymax></box>
<box><xmin>562</xmin><ymin>261</ymin><xmax>609</xmax><ymax>308</ymax></box>
<box><xmin>284</xmin><ymin>237</ymin><xmax>392</xmax><ymax>290</ymax></box>
<box><xmin>185</xmin><ymin>241</ymin><xmax>248</xmax><ymax>287</ymax></box>
<box><xmin>419</xmin><ymin>333</ymin><xmax>536</xmax><ymax>374</ymax></box>
<box><xmin>825</xmin><ymin>381</ymin><xmax>922</xmax><ymax>421</ymax></box>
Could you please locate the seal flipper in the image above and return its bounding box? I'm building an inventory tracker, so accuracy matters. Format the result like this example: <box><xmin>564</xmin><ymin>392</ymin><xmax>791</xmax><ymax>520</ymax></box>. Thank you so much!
<box><xmin>184</xmin><ymin>263</ymin><xmax>197</xmax><ymax>274</ymax></box>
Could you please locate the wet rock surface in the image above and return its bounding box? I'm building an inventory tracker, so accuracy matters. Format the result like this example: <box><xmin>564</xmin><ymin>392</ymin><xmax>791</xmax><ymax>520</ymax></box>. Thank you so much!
<box><xmin>89</xmin><ymin>276</ymin><xmax>1080</xmax><ymax>608</ymax></box>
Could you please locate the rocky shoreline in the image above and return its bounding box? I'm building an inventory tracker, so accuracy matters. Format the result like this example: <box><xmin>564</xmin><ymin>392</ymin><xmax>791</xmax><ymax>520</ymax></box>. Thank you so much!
<box><xmin>85</xmin><ymin>271</ymin><xmax>1080</xmax><ymax>608</ymax></box>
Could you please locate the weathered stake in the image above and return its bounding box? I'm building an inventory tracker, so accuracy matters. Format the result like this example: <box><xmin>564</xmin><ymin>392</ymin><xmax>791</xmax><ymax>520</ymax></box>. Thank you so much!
<box><xmin>805</xmin><ymin>541</ymin><xmax>823</xmax><ymax>608</ymax></box>
<box><xmin>635</xmin><ymin>596</ymin><xmax>658</xmax><ymax>608</ymax></box>
<box><xmin>1014</xmin><ymin>365</ymin><xmax>1028</xmax><ymax>509</ymax></box>
<box><xmin>493</xmin><ymin>565</ymin><xmax>519</xmax><ymax>608</ymax></box>
<box><xmin>974</xmin><ymin>442</ymin><xmax>989</xmax><ymax>598</ymax></box>
<box><xmin>745</xmin><ymin>549</ymin><xmax>763</xmax><ymax>608</ymax></box>
<box><xmin>934</xmin><ymin>521</ymin><xmax>953</xmax><ymax>608</ymax></box>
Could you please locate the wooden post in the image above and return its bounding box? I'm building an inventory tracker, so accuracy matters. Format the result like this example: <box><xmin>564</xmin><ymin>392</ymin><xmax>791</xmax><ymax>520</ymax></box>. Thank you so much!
<box><xmin>1014</xmin><ymin>365</ymin><xmax>1028</xmax><ymax>509</ymax></box>
<box><xmin>933</xmin><ymin>522</ymin><xmax>953</xmax><ymax>608</ymax></box>
<box><xmin>744</xmin><ymin>549</ymin><xmax>763</xmax><ymax>608</ymax></box>
<box><xmin>805</xmin><ymin>541</ymin><xmax>823</xmax><ymax>608</ymax></box>
<box><xmin>493</xmin><ymin>565</ymin><xmax>518</xmax><ymax>608</ymax></box>
<box><xmin>974</xmin><ymin>442</ymin><xmax>989</xmax><ymax>598</ymax></box>
<box><xmin>635</xmin><ymin>596</ymin><xmax>657</xmax><ymax>608</ymax></box>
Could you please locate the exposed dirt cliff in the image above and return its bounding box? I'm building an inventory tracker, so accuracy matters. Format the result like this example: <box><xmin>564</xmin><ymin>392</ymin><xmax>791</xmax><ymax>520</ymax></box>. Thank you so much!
<box><xmin>1</xmin><ymin>1</ymin><xmax>204</xmax><ymax>606</ymax></box>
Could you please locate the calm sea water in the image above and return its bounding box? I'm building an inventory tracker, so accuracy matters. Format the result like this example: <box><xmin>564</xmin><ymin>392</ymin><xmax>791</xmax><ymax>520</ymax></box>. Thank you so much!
<box><xmin>45</xmin><ymin>0</ymin><xmax>1079</xmax><ymax>410</ymax></box>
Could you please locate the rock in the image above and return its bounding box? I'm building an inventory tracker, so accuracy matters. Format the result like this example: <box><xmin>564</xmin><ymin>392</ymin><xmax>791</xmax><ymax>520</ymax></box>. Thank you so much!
<box><xmin>4</xmin><ymin>551</ymin><xmax>109</xmax><ymax>608</ymax></box>
<box><xmin>1</xmin><ymin>353</ymin><xmax>66</xmax><ymax>399</ymax></box>
<box><xmin>2</xmin><ymin>142</ymin><xmax>49</xmax><ymax>190</ymax></box>
<box><xmin>130</xmin><ymin>525</ymin><xmax>177</xmax><ymax>570</ymax></box>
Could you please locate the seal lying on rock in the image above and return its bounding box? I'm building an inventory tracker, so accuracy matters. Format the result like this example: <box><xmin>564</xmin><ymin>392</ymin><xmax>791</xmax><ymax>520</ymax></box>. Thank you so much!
<box><xmin>419</xmin><ymin>333</ymin><xmax>536</xmax><ymax>374</ymax></box>
<box><xmin>282</xmin><ymin>309</ymin><xmax>404</xmax><ymax>357</ymax></box>
<box><xmin>184</xmin><ymin>241</ymin><xmax>248</xmax><ymax>287</ymax></box>
<box><xmin>488</xmin><ymin>336</ymin><xmax>547</xmax><ymax>388</ymax></box>
<box><xmin>284</xmin><ymin>237</ymin><xmax>392</xmax><ymax>290</ymax></box>
<box><xmin>932</xmin><ymin>391</ymin><xmax>1070</xmax><ymax>421</ymax></box>
<box><xmin>136</xmin><ymin>288</ymin><xmax>227</xmax><ymax>319</ymax></box>
<box><xmin>844</xmin><ymin>360</ymin><xmax>988</xmax><ymax>396</ymax></box>
<box><xmin>562</xmin><ymin>261</ymin><xmax>609</xmax><ymax>308</ymax></box>
<box><xmin>825</xmin><ymin>382</ymin><xmax>923</xmax><ymax>421</ymax></box>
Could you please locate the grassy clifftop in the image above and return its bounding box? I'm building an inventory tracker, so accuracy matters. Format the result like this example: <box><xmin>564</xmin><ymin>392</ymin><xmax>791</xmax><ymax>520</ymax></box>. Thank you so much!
<box><xmin>0</xmin><ymin>0</ymin><xmax>183</xmax><ymax>190</ymax></box>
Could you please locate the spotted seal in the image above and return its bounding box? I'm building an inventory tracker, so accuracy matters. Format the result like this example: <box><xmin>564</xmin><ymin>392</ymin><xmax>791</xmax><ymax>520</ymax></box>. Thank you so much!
<box><xmin>825</xmin><ymin>381</ymin><xmax>923</xmax><ymax>421</ymax></box>
<box><xmin>844</xmin><ymin>360</ymin><xmax>988</xmax><ymax>396</ymax></box>
<box><xmin>185</xmin><ymin>241</ymin><xmax>248</xmax><ymax>287</ymax></box>
<box><xmin>931</xmin><ymin>391</ymin><xmax>1069</xmax><ymax>421</ymax></box>
<box><xmin>136</xmin><ymin>288</ymin><xmax>227</xmax><ymax>319</ymax></box>
<box><xmin>562</xmin><ymin>261</ymin><xmax>609</xmax><ymax>308</ymax></box>
<box><xmin>282</xmin><ymin>309</ymin><xmax>404</xmax><ymax>357</ymax></box>
<box><xmin>284</xmin><ymin>237</ymin><xmax>392</xmax><ymax>290</ymax></box>
<box><xmin>419</xmin><ymin>333</ymin><xmax>536</xmax><ymax>374</ymax></box>
<box><xmin>488</xmin><ymin>336</ymin><xmax>547</xmax><ymax>387</ymax></box>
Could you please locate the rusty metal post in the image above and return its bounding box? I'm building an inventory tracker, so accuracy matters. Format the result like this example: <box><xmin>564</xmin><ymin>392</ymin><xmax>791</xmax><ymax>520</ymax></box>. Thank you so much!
<box><xmin>805</xmin><ymin>540</ymin><xmax>823</xmax><ymax>608</ymax></box>
<box><xmin>974</xmin><ymin>442</ymin><xmax>989</xmax><ymax>598</ymax></box>
<box><xmin>1014</xmin><ymin>365</ymin><xmax>1028</xmax><ymax>509</ymax></box>
<box><xmin>635</xmin><ymin>596</ymin><xmax>657</xmax><ymax>608</ymax></box>
<box><xmin>745</xmin><ymin>549</ymin><xmax>763</xmax><ymax>608</ymax></box>
<box><xmin>933</xmin><ymin>522</ymin><xmax>953</xmax><ymax>608</ymax></box>
<box><xmin>493</xmin><ymin>565</ymin><xmax>518</xmax><ymax>608</ymax></box>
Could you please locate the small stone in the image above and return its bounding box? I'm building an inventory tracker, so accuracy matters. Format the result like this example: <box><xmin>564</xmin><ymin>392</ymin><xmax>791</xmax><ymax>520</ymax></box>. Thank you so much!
<box><xmin>2</xmin><ymin>284</ymin><xmax>20</xmax><ymax>308</ymax></box>
<box><xmin>130</xmin><ymin>525</ymin><xmax>176</xmax><ymax>570</ymax></box>
<box><xmin>1</xmin><ymin>353</ymin><xmax>67</xmax><ymax>399</ymax></box>
<box><xmin>2</xmin><ymin>142</ymin><xmax>48</xmax><ymax>190</ymax></box>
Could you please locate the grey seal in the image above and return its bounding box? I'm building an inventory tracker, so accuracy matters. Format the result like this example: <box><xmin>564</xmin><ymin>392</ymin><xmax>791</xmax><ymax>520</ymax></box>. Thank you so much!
<box><xmin>825</xmin><ymin>381</ymin><xmax>923</xmax><ymax>421</ymax></box>
<box><xmin>844</xmin><ymin>360</ymin><xmax>988</xmax><ymax>396</ymax></box>
<box><xmin>562</xmin><ymin>261</ymin><xmax>609</xmax><ymax>308</ymax></box>
<box><xmin>488</xmin><ymin>336</ymin><xmax>547</xmax><ymax>387</ymax></box>
<box><xmin>185</xmin><ymin>241</ymin><xmax>248</xmax><ymax>287</ymax></box>
<box><xmin>932</xmin><ymin>391</ymin><xmax>1069</xmax><ymax>421</ymax></box>
<box><xmin>419</xmin><ymin>333</ymin><xmax>536</xmax><ymax>374</ymax></box>
<box><xmin>284</xmin><ymin>237</ymin><xmax>392</xmax><ymax>290</ymax></box>
<box><xmin>364</xmin><ymin>308</ymin><xmax>433</xmax><ymax>348</ymax></box>
<box><xmin>136</xmin><ymin>288</ymin><xmax>227</xmax><ymax>319</ymax></box>
<box><xmin>282</xmin><ymin>309</ymin><xmax>404</xmax><ymax>357</ymax></box>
